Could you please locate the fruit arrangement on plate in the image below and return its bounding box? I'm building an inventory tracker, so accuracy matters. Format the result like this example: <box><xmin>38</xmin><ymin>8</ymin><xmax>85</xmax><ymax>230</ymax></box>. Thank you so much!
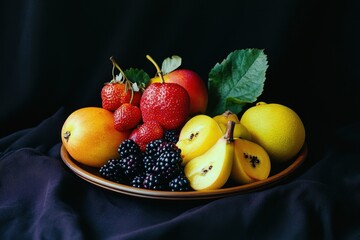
<box><xmin>61</xmin><ymin>49</ymin><xmax>306</xmax><ymax>193</ymax></box>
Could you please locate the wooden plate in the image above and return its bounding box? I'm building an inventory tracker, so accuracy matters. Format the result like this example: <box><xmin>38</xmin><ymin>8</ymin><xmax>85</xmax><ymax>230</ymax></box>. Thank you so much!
<box><xmin>60</xmin><ymin>144</ymin><xmax>307</xmax><ymax>200</ymax></box>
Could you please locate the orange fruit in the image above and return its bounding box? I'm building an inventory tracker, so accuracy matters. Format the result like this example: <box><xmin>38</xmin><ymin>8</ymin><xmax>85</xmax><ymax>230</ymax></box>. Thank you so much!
<box><xmin>61</xmin><ymin>107</ymin><xmax>129</xmax><ymax>167</ymax></box>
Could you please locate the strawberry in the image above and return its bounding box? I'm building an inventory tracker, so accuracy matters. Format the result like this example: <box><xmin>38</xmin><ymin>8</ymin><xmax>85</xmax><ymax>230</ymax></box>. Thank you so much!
<box><xmin>140</xmin><ymin>82</ymin><xmax>190</xmax><ymax>130</ymax></box>
<box><xmin>129</xmin><ymin>121</ymin><xmax>164</xmax><ymax>152</ymax></box>
<box><xmin>114</xmin><ymin>103</ymin><xmax>142</xmax><ymax>132</ymax></box>
<box><xmin>101</xmin><ymin>56</ymin><xmax>142</xmax><ymax>111</ymax></box>
<box><xmin>101</xmin><ymin>82</ymin><xmax>141</xmax><ymax>111</ymax></box>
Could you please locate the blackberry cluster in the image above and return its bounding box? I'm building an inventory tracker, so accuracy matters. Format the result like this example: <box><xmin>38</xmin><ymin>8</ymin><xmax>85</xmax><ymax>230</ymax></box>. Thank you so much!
<box><xmin>99</xmin><ymin>159</ymin><xmax>126</xmax><ymax>183</ymax></box>
<box><xmin>99</xmin><ymin>138</ymin><xmax>192</xmax><ymax>191</ymax></box>
<box><xmin>164</xmin><ymin>129</ymin><xmax>180</xmax><ymax>143</ymax></box>
<box><xmin>118</xmin><ymin>139</ymin><xmax>141</xmax><ymax>158</ymax></box>
<box><xmin>99</xmin><ymin>154</ymin><xmax>143</xmax><ymax>184</ymax></box>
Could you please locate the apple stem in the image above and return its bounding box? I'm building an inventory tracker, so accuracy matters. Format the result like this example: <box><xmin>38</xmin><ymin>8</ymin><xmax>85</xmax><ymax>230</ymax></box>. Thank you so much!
<box><xmin>146</xmin><ymin>55</ymin><xmax>165</xmax><ymax>84</ymax></box>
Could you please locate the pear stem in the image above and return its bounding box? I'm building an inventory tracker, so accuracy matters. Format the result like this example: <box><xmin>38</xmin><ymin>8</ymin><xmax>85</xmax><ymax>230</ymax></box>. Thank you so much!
<box><xmin>225</xmin><ymin>120</ymin><xmax>235</xmax><ymax>143</ymax></box>
<box><xmin>146</xmin><ymin>55</ymin><xmax>165</xmax><ymax>83</ymax></box>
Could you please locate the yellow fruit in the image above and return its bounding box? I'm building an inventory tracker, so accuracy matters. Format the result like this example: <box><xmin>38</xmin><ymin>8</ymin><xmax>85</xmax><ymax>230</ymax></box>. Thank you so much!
<box><xmin>231</xmin><ymin>138</ymin><xmax>271</xmax><ymax>184</ymax></box>
<box><xmin>213</xmin><ymin>110</ymin><xmax>252</xmax><ymax>140</ymax></box>
<box><xmin>240</xmin><ymin>102</ymin><xmax>305</xmax><ymax>163</ymax></box>
<box><xmin>213</xmin><ymin>110</ymin><xmax>240</xmax><ymax>124</ymax></box>
<box><xmin>61</xmin><ymin>107</ymin><xmax>129</xmax><ymax>167</ymax></box>
<box><xmin>184</xmin><ymin>121</ymin><xmax>235</xmax><ymax>190</ymax></box>
<box><xmin>233</xmin><ymin>123</ymin><xmax>252</xmax><ymax>141</ymax></box>
<box><xmin>176</xmin><ymin>115</ymin><xmax>223</xmax><ymax>165</ymax></box>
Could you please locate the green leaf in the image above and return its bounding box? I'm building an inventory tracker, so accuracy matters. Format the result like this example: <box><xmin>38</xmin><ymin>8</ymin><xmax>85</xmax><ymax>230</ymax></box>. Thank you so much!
<box><xmin>124</xmin><ymin>68</ymin><xmax>150</xmax><ymax>90</ymax></box>
<box><xmin>161</xmin><ymin>55</ymin><xmax>182</xmax><ymax>75</ymax></box>
<box><xmin>207</xmin><ymin>49</ymin><xmax>268</xmax><ymax>116</ymax></box>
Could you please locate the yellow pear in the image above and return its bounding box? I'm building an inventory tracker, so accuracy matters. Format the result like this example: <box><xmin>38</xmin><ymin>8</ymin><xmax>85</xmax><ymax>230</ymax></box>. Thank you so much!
<box><xmin>213</xmin><ymin>110</ymin><xmax>251</xmax><ymax>140</ymax></box>
<box><xmin>231</xmin><ymin>138</ymin><xmax>271</xmax><ymax>184</ymax></box>
<box><xmin>213</xmin><ymin>110</ymin><xmax>240</xmax><ymax>124</ymax></box>
<box><xmin>61</xmin><ymin>107</ymin><xmax>129</xmax><ymax>167</ymax></box>
<box><xmin>176</xmin><ymin>115</ymin><xmax>223</xmax><ymax>165</ymax></box>
<box><xmin>184</xmin><ymin>121</ymin><xmax>235</xmax><ymax>190</ymax></box>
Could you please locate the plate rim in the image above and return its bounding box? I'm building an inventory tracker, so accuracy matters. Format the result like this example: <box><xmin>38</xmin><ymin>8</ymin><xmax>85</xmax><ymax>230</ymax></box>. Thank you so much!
<box><xmin>60</xmin><ymin>144</ymin><xmax>308</xmax><ymax>200</ymax></box>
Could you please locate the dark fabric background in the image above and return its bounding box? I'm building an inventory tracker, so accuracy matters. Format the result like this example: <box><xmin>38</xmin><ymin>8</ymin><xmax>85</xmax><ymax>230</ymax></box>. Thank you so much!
<box><xmin>1</xmin><ymin>0</ymin><xmax>360</xmax><ymax>239</ymax></box>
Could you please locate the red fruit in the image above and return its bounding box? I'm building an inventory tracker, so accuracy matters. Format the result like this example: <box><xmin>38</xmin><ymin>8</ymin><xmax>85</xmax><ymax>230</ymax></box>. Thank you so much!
<box><xmin>142</xmin><ymin>55</ymin><xmax>190</xmax><ymax>130</ymax></box>
<box><xmin>101</xmin><ymin>56</ymin><xmax>142</xmax><ymax>111</ymax></box>
<box><xmin>101</xmin><ymin>82</ymin><xmax>141</xmax><ymax>111</ymax></box>
<box><xmin>129</xmin><ymin>121</ymin><xmax>164</xmax><ymax>152</ymax></box>
<box><xmin>150</xmin><ymin>69</ymin><xmax>208</xmax><ymax>115</ymax></box>
<box><xmin>140</xmin><ymin>83</ymin><xmax>190</xmax><ymax>130</ymax></box>
<box><xmin>114</xmin><ymin>103</ymin><xmax>142</xmax><ymax>131</ymax></box>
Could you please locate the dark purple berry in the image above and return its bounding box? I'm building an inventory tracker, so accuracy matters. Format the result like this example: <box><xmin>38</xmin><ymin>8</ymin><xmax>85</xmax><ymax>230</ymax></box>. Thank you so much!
<box><xmin>169</xmin><ymin>175</ymin><xmax>191</xmax><ymax>191</ymax></box>
<box><xmin>131</xmin><ymin>175</ymin><xmax>145</xmax><ymax>188</ymax></box>
<box><xmin>164</xmin><ymin>129</ymin><xmax>180</xmax><ymax>143</ymax></box>
<box><xmin>118</xmin><ymin>139</ymin><xmax>141</xmax><ymax>158</ymax></box>
<box><xmin>143</xmin><ymin>173</ymin><xmax>165</xmax><ymax>190</ymax></box>
<box><xmin>145</xmin><ymin>139</ymin><xmax>165</xmax><ymax>157</ymax></box>
<box><xmin>99</xmin><ymin>159</ymin><xmax>127</xmax><ymax>183</ymax></box>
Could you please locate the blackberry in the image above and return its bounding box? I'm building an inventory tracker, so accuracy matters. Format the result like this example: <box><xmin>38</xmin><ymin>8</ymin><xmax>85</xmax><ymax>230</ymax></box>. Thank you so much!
<box><xmin>131</xmin><ymin>175</ymin><xmax>145</xmax><ymax>188</ymax></box>
<box><xmin>151</xmin><ymin>151</ymin><xmax>183</xmax><ymax>181</ymax></box>
<box><xmin>145</xmin><ymin>139</ymin><xmax>165</xmax><ymax>157</ymax></box>
<box><xmin>152</xmin><ymin>162</ymin><xmax>180</xmax><ymax>181</ymax></box>
<box><xmin>119</xmin><ymin>154</ymin><xmax>144</xmax><ymax>182</ymax></box>
<box><xmin>143</xmin><ymin>173</ymin><xmax>165</xmax><ymax>190</ymax></box>
<box><xmin>169</xmin><ymin>174</ymin><xmax>191</xmax><ymax>191</ymax></box>
<box><xmin>99</xmin><ymin>159</ymin><xmax>127</xmax><ymax>183</ymax></box>
<box><xmin>158</xmin><ymin>142</ymin><xmax>181</xmax><ymax>155</ymax></box>
<box><xmin>118</xmin><ymin>139</ymin><xmax>141</xmax><ymax>158</ymax></box>
<box><xmin>158</xmin><ymin>150</ymin><xmax>182</xmax><ymax>166</ymax></box>
<box><xmin>143</xmin><ymin>155</ymin><xmax>157</xmax><ymax>174</ymax></box>
<box><xmin>101</xmin><ymin>135</ymin><xmax>192</xmax><ymax>191</ymax></box>
<box><xmin>164</xmin><ymin>129</ymin><xmax>180</xmax><ymax>143</ymax></box>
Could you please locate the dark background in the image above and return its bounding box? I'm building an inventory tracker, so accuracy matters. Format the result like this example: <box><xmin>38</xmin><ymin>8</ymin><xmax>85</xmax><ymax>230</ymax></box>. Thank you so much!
<box><xmin>1</xmin><ymin>0</ymin><xmax>359</xmax><ymax>156</ymax></box>
<box><xmin>1</xmin><ymin>1</ymin><xmax>360</xmax><ymax>239</ymax></box>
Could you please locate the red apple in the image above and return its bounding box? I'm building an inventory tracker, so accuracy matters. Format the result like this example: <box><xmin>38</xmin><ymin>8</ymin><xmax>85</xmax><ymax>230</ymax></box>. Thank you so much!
<box><xmin>149</xmin><ymin>69</ymin><xmax>208</xmax><ymax>115</ymax></box>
